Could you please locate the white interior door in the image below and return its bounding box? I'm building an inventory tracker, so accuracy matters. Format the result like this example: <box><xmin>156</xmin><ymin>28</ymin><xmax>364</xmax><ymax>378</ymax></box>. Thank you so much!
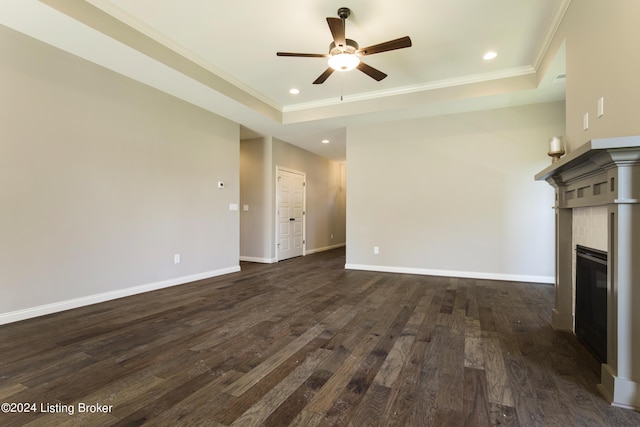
<box><xmin>277</xmin><ymin>167</ymin><xmax>305</xmax><ymax>261</ymax></box>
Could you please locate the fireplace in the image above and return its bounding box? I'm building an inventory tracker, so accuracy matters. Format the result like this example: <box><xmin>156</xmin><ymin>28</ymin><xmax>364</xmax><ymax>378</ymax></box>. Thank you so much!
<box><xmin>575</xmin><ymin>245</ymin><xmax>607</xmax><ymax>363</ymax></box>
<box><xmin>535</xmin><ymin>136</ymin><xmax>640</xmax><ymax>410</ymax></box>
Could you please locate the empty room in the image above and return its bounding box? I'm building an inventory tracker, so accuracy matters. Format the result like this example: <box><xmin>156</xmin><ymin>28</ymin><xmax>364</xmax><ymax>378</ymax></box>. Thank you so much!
<box><xmin>2</xmin><ymin>1</ymin><xmax>640</xmax><ymax>425</ymax></box>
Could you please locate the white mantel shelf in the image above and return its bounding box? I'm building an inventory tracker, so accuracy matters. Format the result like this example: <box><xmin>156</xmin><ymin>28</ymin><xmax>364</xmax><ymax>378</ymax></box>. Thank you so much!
<box><xmin>535</xmin><ymin>135</ymin><xmax>640</xmax><ymax>412</ymax></box>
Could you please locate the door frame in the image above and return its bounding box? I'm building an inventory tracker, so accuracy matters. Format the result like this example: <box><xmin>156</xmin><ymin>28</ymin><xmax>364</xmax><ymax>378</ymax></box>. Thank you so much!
<box><xmin>275</xmin><ymin>166</ymin><xmax>306</xmax><ymax>261</ymax></box>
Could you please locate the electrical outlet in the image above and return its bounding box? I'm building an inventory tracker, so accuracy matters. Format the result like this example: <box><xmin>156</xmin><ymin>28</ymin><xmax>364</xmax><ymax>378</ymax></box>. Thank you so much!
<box><xmin>174</xmin><ymin>254</ymin><xmax>181</xmax><ymax>264</ymax></box>
<box><xmin>374</xmin><ymin>246</ymin><xmax>379</xmax><ymax>255</ymax></box>
<box><xmin>331</xmin><ymin>234</ymin><xmax>334</xmax><ymax>239</ymax></box>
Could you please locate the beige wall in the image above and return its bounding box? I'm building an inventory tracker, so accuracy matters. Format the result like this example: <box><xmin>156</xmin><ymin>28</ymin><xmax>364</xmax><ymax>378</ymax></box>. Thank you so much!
<box><xmin>240</xmin><ymin>137</ymin><xmax>274</xmax><ymax>261</ymax></box>
<box><xmin>0</xmin><ymin>25</ymin><xmax>240</xmax><ymax>321</ymax></box>
<box><xmin>346</xmin><ymin>102</ymin><xmax>565</xmax><ymax>282</ymax></box>
<box><xmin>560</xmin><ymin>0</ymin><xmax>640</xmax><ymax>151</ymax></box>
<box><xmin>240</xmin><ymin>137</ymin><xmax>346</xmax><ymax>262</ymax></box>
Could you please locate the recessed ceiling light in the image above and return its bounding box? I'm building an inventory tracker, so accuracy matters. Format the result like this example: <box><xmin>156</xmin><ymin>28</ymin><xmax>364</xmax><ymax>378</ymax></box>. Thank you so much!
<box><xmin>322</xmin><ymin>139</ymin><xmax>330</xmax><ymax>144</ymax></box>
<box><xmin>289</xmin><ymin>88</ymin><xmax>300</xmax><ymax>95</ymax></box>
<box><xmin>483</xmin><ymin>51</ymin><xmax>498</xmax><ymax>61</ymax></box>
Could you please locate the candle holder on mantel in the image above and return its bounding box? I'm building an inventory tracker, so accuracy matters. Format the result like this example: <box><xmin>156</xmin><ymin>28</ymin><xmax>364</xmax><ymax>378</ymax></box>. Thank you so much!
<box><xmin>548</xmin><ymin>136</ymin><xmax>566</xmax><ymax>163</ymax></box>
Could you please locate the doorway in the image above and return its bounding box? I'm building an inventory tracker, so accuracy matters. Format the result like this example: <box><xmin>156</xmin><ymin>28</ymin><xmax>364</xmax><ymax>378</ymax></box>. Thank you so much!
<box><xmin>276</xmin><ymin>166</ymin><xmax>306</xmax><ymax>261</ymax></box>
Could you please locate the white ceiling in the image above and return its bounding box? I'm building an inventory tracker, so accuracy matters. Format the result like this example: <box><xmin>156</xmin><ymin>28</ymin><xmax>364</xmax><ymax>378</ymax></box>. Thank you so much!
<box><xmin>0</xmin><ymin>0</ymin><xmax>569</xmax><ymax>161</ymax></box>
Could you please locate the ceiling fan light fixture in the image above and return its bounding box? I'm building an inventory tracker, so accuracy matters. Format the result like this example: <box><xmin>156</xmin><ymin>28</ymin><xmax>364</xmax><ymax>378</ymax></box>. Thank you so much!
<box><xmin>328</xmin><ymin>53</ymin><xmax>360</xmax><ymax>72</ymax></box>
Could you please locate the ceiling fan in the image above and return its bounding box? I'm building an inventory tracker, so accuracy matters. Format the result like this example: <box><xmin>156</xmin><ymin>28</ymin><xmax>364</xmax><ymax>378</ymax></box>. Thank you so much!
<box><xmin>276</xmin><ymin>7</ymin><xmax>412</xmax><ymax>84</ymax></box>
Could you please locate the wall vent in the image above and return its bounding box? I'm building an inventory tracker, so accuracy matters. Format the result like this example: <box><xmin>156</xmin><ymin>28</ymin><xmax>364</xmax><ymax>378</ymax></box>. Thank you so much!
<box><xmin>553</xmin><ymin>73</ymin><xmax>566</xmax><ymax>83</ymax></box>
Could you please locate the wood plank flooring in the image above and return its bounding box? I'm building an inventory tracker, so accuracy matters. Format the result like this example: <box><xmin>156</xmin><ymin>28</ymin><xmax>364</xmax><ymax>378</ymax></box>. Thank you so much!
<box><xmin>1</xmin><ymin>248</ymin><xmax>640</xmax><ymax>426</ymax></box>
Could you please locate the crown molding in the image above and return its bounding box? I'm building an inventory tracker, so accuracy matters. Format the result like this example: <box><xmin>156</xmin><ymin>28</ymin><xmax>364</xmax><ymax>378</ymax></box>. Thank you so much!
<box><xmin>532</xmin><ymin>0</ymin><xmax>572</xmax><ymax>71</ymax></box>
<box><xmin>282</xmin><ymin>66</ymin><xmax>536</xmax><ymax>113</ymax></box>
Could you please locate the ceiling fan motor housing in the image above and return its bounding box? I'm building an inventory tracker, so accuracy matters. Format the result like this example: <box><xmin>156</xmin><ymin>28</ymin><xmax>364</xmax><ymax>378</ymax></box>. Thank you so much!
<box><xmin>330</xmin><ymin>39</ymin><xmax>358</xmax><ymax>55</ymax></box>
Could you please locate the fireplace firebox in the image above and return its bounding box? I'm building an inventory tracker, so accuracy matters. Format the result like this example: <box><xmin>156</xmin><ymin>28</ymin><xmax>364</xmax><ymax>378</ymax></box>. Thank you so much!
<box><xmin>575</xmin><ymin>245</ymin><xmax>607</xmax><ymax>363</ymax></box>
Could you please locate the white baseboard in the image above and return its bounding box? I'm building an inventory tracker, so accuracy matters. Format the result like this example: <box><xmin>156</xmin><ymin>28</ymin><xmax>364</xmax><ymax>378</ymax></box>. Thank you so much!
<box><xmin>344</xmin><ymin>263</ymin><xmax>553</xmax><ymax>284</ymax></box>
<box><xmin>239</xmin><ymin>256</ymin><xmax>277</xmax><ymax>264</ymax></box>
<box><xmin>306</xmin><ymin>243</ymin><xmax>346</xmax><ymax>255</ymax></box>
<box><xmin>0</xmin><ymin>265</ymin><xmax>241</xmax><ymax>325</ymax></box>
<box><xmin>240</xmin><ymin>244</ymin><xmax>345</xmax><ymax>263</ymax></box>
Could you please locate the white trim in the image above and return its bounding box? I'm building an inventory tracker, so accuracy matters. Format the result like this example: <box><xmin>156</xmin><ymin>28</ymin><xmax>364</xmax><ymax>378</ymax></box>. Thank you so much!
<box><xmin>0</xmin><ymin>266</ymin><xmax>240</xmax><ymax>325</ymax></box>
<box><xmin>239</xmin><ymin>256</ymin><xmax>277</xmax><ymax>264</ymax></box>
<box><xmin>306</xmin><ymin>243</ymin><xmax>346</xmax><ymax>255</ymax></box>
<box><xmin>344</xmin><ymin>263</ymin><xmax>553</xmax><ymax>284</ymax></box>
<box><xmin>532</xmin><ymin>0</ymin><xmax>572</xmax><ymax>71</ymax></box>
<box><xmin>241</xmin><ymin>244</ymin><xmax>344</xmax><ymax>261</ymax></box>
<box><xmin>282</xmin><ymin>66</ymin><xmax>535</xmax><ymax>112</ymax></box>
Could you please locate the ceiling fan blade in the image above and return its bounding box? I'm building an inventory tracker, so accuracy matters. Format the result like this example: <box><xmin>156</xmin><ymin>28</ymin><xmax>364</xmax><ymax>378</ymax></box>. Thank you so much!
<box><xmin>356</xmin><ymin>61</ymin><xmax>387</xmax><ymax>81</ymax></box>
<box><xmin>327</xmin><ymin>17</ymin><xmax>346</xmax><ymax>47</ymax></box>
<box><xmin>357</xmin><ymin>36</ymin><xmax>412</xmax><ymax>56</ymax></box>
<box><xmin>277</xmin><ymin>52</ymin><xmax>328</xmax><ymax>58</ymax></box>
<box><xmin>313</xmin><ymin>67</ymin><xmax>335</xmax><ymax>84</ymax></box>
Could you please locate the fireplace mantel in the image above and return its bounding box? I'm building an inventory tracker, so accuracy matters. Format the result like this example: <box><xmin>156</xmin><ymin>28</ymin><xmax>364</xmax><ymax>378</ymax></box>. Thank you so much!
<box><xmin>536</xmin><ymin>136</ymin><xmax>640</xmax><ymax>411</ymax></box>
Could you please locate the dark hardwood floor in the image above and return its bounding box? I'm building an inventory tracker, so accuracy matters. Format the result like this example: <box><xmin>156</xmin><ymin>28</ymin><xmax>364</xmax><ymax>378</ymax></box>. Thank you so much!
<box><xmin>1</xmin><ymin>248</ymin><xmax>639</xmax><ymax>426</ymax></box>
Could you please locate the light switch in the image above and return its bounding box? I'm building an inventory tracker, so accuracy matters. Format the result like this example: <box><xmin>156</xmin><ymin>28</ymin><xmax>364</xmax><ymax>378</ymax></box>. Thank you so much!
<box><xmin>229</xmin><ymin>203</ymin><xmax>239</xmax><ymax>211</ymax></box>
<box><xmin>583</xmin><ymin>112</ymin><xmax>589</xmax><ymax>131</ymax></box>
<box><xmin>243</xmin><ymin>205</ymin><xmax>249</xmax><ymax>212</ymax></box>
<box><xmin>598</xmin><ymin>97</ymin><xmax>604</xmax><ymax>117</ymax></box>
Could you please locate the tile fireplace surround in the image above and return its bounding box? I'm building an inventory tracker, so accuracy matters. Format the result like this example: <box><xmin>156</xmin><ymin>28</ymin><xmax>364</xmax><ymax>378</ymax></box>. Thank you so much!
<box><xmin>536</xmin><ymin>136</ymin><xmax>640</xmax><ymax>411</ymax></box>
